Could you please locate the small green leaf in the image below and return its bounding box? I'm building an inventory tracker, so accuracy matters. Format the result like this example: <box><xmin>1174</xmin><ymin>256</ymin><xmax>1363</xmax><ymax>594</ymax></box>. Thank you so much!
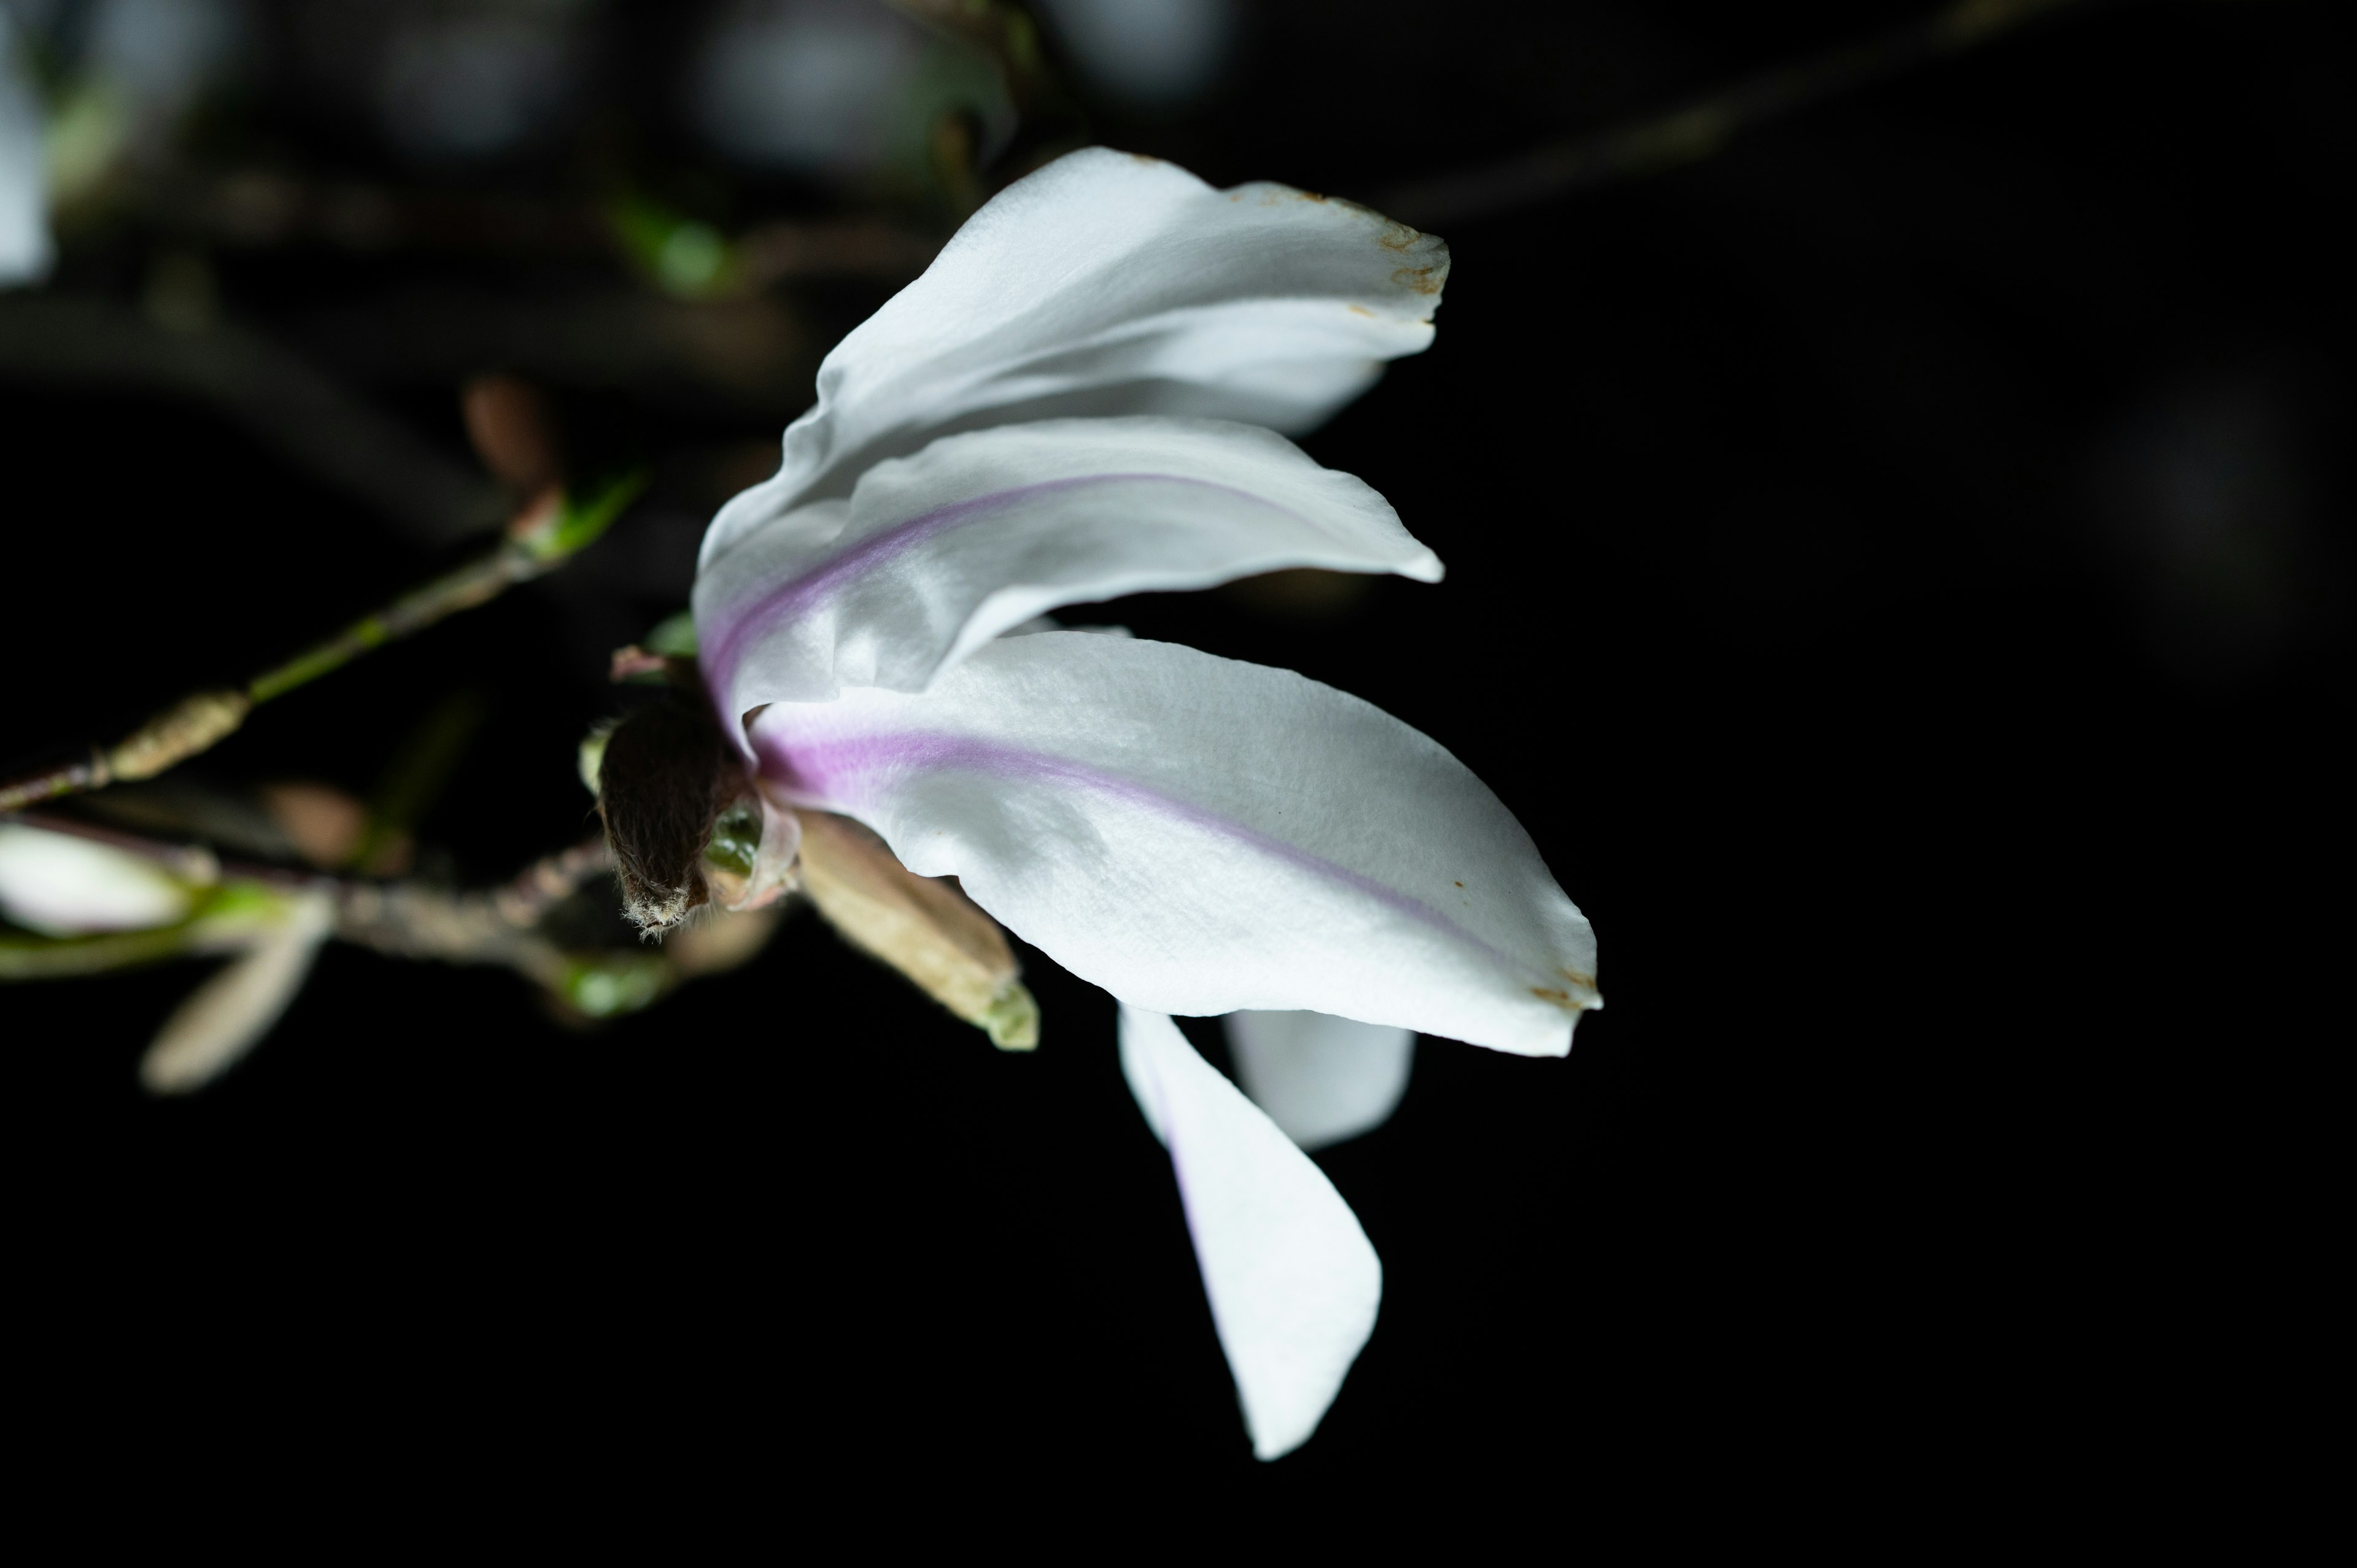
<box><xmin>543</xmin><ymin>469</ymin><xmax>649</xmax><ymax>562</ymax></box>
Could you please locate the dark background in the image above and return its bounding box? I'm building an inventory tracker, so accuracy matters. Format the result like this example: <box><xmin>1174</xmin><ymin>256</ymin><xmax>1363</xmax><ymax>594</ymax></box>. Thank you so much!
<box><xmin>4</xmin><ymin>0</ymin><xmax>2340</xmax><ymax>1499</ymax></box>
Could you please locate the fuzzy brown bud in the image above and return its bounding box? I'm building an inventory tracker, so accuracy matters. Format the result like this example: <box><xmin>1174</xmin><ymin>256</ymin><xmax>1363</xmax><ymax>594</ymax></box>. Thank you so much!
<box><xmin>595</xmin><ymin>695</ymin><xmax>739</xmax><ymax>934</ymax></box>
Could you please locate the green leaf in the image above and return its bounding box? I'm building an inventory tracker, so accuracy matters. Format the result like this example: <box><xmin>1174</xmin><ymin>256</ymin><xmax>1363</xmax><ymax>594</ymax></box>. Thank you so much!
<box><xmin>545</xmin><ymin>469</ymin><xmax>649</xmax><ymax>561</ymax></box>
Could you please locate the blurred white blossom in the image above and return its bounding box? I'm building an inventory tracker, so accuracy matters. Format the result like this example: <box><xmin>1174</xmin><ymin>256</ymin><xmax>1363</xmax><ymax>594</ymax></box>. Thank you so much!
<box><xmin>1035</xmin><ymin>0</ymin><xmax>1234</xmax><ymax>109</ymax></box>
<box><xmin>373</xmin><ymin>0</ymin><xmax>586</xmax><ymax>160</ymax></box>
<box><xmin>689</xmin><ymin>0</ymin><xmax>1012</xmax><ymax>183</ymax></box>
<box><xmin>85</xmin><ymin>0</ymin><xmax>243</xmax><ymax>135</ymax></box>
<box><xmin>0</xmin><ymin>2</ymin><xmax>49</xmax><ymax>284</ymax></box>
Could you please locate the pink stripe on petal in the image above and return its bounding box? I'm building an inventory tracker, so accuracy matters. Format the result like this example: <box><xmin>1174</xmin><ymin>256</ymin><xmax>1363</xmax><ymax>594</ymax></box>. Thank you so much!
<box><xmin>753</xmin><ymin>728</ymin><xmax>1539</xmax><ymax>984</ymax></box>
<box><xmin>700</xmin><ymin>471</ymin><xmax>1310</xmax><ymax>700</ymax></box>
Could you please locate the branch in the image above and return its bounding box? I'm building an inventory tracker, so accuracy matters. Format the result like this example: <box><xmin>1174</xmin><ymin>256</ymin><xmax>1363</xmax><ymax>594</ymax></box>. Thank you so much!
<box><xmin>1371</xmin><ymin>0</ymin><xmax>2127</xmax><ymax>228</ymax></box>
<box><xmin>1</xmin><ymin>811</ymin><xmax>776</xmax><ymax>1021</ymax></box>
<box><xmin>0</xmin><ymin>812</ymin><xmax>614</xmax><ymax>990</ymax></box>
<box><xmin>125</xmin><ymin>168</ymin><xmax>942</xmax><ymax>284</ymax></box>
<box><xmin>328</xmin><ymin>835</ymin><xmax>615</xmax><ymax>990</ymax></box>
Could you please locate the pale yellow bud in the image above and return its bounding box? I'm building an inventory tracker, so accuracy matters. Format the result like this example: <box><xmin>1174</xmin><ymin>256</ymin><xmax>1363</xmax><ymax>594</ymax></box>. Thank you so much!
<box><xmin>795</xmin><ymin>810</ymin><xmax>1037</xmax><ymax>1049</ymax></box>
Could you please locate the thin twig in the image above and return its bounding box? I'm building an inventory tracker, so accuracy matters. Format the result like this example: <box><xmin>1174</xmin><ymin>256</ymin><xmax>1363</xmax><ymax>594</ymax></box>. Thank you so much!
<box><xmin>1372</xmin><ymin>0</ymin><xmax>2126</xmax><ymax>228</ymax></box>
<box><xmin>1</xmin><ymin>810</ymin><xmax>614</xmax><ymax>987</ymax></box>
<box><xmin>0</xmin><ymin>921</ymin><xmax>242</xmax><ymax>980</ymax></box>
<box><xmin>126</xmin><ymin>168</ymin><xmax>942</xmax><ymax>284</ymax></box>
<box><xmin>0</xmin><ymin>476</ymin><xmax>644</xmax><ymax>814</ymax></box>
<box><xmin>330</xmin><ymin>836</ymin><xmax>614</xmax><ymax>988</ymax></box>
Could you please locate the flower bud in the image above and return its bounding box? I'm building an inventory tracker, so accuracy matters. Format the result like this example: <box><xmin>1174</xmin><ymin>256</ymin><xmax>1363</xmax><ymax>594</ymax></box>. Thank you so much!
<box><xmin>461</xmin><ymin>373</ymin><xmax>562</xmax><ymax>495</ymax></box>
<box><xmin>140</xmin><ymin>890</ymin><xmax>334</xmax><ymax>1094</ymax></box>
<box><xmin>796</xmin><ymin>809</ymin><xmax>1037</xmax><ymax>1049</ymax></box>
<box><xmin>106</xmin><ymin>690</ymin><xmax>251</xmax><ymax>782</ymax></box>
<box><xmin>594</xmin><ymin>695</ymin><xmax>739</xmax><ymax>934</ymax></box>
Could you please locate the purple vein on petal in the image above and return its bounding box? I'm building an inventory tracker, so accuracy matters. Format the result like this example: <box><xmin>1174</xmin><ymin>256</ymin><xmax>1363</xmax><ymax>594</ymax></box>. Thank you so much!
<box><xmin>754</xmin><ymin>727</ymin><xmax>1543</xmax><ymax>984</ymax></box>
<box><xmin>700</xmin><ymin>472</ymin><xmax>1315</xmax><ymax>701</ymax></box>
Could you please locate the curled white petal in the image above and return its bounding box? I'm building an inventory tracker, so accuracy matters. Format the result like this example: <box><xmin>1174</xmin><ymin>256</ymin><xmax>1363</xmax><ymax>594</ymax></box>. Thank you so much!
<box><xmin>1</xmin><ymin>7</ymin><xmax>52</xmax><ymax>288</ymax></box>
<box><xmin>697</xmin><ymin>415</ymin><xmax>1440</xmax><ymax>715</ymax></box>
<box><xmin>1118</xmin><ymin>1005</ymin><xmax>1379</xmax><ymax>1460</ymax></box>
<box><xmin>1227</xmin><ymin>1011</ymin><xmax>1415</xmax><ymax>1151</ymax></box>
<box><xmin>749</xmin><ymin>632</ymin><xmax>1598</xmax><ymax>1056</ymax></box>
<box><xmin>140</xmin><ymin>890</ymin><xmax>333</xmax><ymax>1094</ymax></box>
<box><xmin>0</xmin><ymin>825</ymin><xmax>191</xmax><ymax>936</ymax></box>
<box><xmin>702</xmin><ymin>146</ymin><xmax>1449</xmax><ymax>566</ymax></box>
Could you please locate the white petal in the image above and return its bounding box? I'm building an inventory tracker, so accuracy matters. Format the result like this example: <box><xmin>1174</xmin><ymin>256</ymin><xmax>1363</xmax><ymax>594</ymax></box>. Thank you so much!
<box><xmin>0</xmin><ymin>825</ymin><xmax>191</xmax><ymax>936</ymax></box>
<box><xmin>697</xmin><ymin>415</ymin><xmax>1440</xmax><ymax>714</ymax></box>
<box><xmin>748</xmin><ymin>633</ymin><xmax>1598</xmax><ymax>1056</ymax></box>
<box><xmin>139</xmin><ymin>890</ymin><xmax>333</xmax><ymax>1094</ymax></box>
<box><xmin>702</xmin><ymin>147</ymin><xmax>1449</xmax><ymax>566</ymax></box>
<box><xmin>1118</xmin><ymin>1005</ymin><xmax>1379</xmax><ymax>1461</ymax></box>
<box><xmin>1117</xmin><ymin>1011</ymin><xmax>1172</xmax><ymax>1148</ymax></box>
<box><xmin>1227</xmin><ymin>1012</ymin><xmax>1415</xmax><ymax>1151</ymax></box>
<box><xmin>1</xmin><ymin>7</ymin><xmax>52</xmax><ymax>288</ymax></box>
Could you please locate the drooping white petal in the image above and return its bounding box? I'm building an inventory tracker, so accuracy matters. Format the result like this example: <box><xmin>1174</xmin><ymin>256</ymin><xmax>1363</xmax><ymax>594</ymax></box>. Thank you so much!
<box><xmin>749</xmin><ymin>633</ymin><xmax>1599</xmax><ymax>1056</ymax></box>
<box><xmin>701</xmin><ymin>147</ymin><xmax>1449</xmax><ymax>566</ymax></box>
<box><xmin>0</xmin><ymin>825</ymin><xmax>191</xmax><ymax>937</ymax></box>
<box><xmin>140</xmin><ymin>890</ymin><xmax>333</xmax><ymax>1094</ymax></box>
<box><xmin>697</xmin><ymin>415</ymin><xmax>1441</xmax><ymax>715</ymax></box>
<box><xmin>1118</xmin><ymin>1005</ymin><xmax>1379</xmax><ymax>1461</ymax></box>
<box><xmin>1227</xmin><ymin>1011</ymin><xmax>1416</xmax><ymax>1151</ymax></box>
<box><xmin>1</xmin><ymin>7</ymin><xmax>53</xmax><ymax>288</ymax></box>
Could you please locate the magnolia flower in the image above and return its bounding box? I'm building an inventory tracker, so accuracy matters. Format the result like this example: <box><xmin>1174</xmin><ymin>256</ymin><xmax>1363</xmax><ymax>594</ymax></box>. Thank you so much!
<box><xmin>688</xmin><ymin>149</ymin><xmax>1600</xmax><ymax>1458</ymax></box>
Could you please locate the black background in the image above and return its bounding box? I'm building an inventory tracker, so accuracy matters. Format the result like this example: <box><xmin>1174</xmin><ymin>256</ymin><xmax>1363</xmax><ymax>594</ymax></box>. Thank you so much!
<box><xmin>4</xmin><ymin>0</ymin><xmax>2342</xmax><ymax>1504</ymax></box>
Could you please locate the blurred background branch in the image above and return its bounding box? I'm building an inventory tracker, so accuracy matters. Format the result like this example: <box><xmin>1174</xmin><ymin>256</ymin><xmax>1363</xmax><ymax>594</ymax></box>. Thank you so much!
<box><xmin>0</xmin><ymin>294</ymin><xmax>503</xmax><ymax>543</ymax></box>
<box><xmin>1374</xmin><ymin>0</ymin><xmax>2132</xmax><ymax>226</ymax></box>
<box><xmin>121</xmin><ymin>166</ymin><xmax>942</xmax><ymax>284</ymax></box>
<box><xmin>1</xmin><ymin>806</ymin><xmax>773</xmax><ymax>1021</ymax></box>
